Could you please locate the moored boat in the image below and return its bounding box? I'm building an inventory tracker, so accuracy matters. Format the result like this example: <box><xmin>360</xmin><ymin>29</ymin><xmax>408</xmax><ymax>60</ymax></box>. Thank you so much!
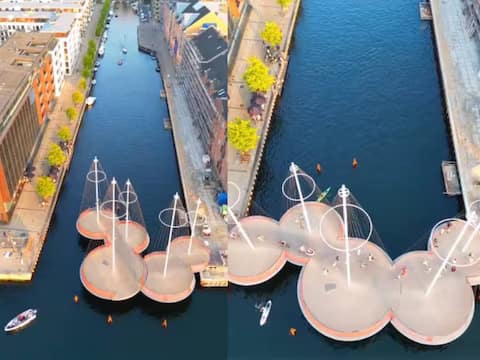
<box><xmin>4</xmin><ymin>309</ymin><xmax>37</xmax><ymax>333</ymax></box>
<box><xmin>259</xmin><ymin>300</ymin><xmax>272</xmax><ymax>326</ymax></box>
<box><xmin>122</xmin><ymin>47</ymin><xmax>128</xmax><ymax>54</ymax></box>
<box><xmin>86</xmin><ymin>97</ymin><xmax>96</xmax><ymax>106</ymax></box>
<box><xmin>98</xmin><ymin>46</ymin><xmax>105</xmax><ymax>57</ymax></box>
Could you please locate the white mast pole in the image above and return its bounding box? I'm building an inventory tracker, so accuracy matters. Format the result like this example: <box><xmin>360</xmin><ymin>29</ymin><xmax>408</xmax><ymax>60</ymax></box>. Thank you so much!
<box><xmin>111</xmin><ymin>177</ymin><xmax>117</xmax><ymax>274</ymax></box>
<box><xmin>339</xmin><ymin>185</ymin><xmax>351</xmax><ymax>288</ymax></box>
<box><xmin>125</xmin><ymin>179</ymin><xmax>131</xmax><ymax>244</ymax></box>
<box><xmin>426</xmin><ymin>221</ymin><xmax>470</xmax><ymax>296</ymax></box>
<box><xmin>94</xmin><ymin>157</ymin><xmax>100</xmax><ymax>224</ymax></box>
<box><xmin>227</xmin><ymin>206</ymin><xmax>255</xmax><ymax>250</ymax></box>
<box><xmin>290</xmin><ymin>162</ymin><xmax>312</xmax><ymax>233</ymax></box>
<box><xmin>188</xmin><ymin>198</ymin><xmax>201</xmax><ymax>255</ymax></box>
<box><xmin>163</xmin><ymin>193</ymin><xmax>179</xmax><ymax>278</ymax></box>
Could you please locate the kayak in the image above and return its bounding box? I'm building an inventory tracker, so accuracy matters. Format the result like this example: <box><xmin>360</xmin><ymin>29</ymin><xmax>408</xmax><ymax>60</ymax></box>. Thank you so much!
<box><xmin>4</xmin><ymin>309</ymin><xmax>37</xmax><ymax>333</ymax></box>
<box><xmin>317</xmin><ymin>187</ymin><xmax>331</xmax><ymax>202</ymax></box>
<box><xmin>259</xmin><ymin>300</ymin><xmax>272</xmax><ymax>326</ymax></box>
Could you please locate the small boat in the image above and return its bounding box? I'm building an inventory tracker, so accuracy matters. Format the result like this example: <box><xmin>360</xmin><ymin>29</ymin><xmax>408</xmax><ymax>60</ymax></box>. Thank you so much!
<box><xmin>4</xmin><ymin>309</ymin><xmax>37</xmax><ymax>333</ymax></box>
<box><xmin>86</xmin><ymin>97</ymin><xmax>96</xmax><ymax>106</ymax></box>
<box><xmin>317</xmin><ymin>187</ymin><xmax>331</xmax><ymax>202</ymax></box>
<box><xmin>122</xmin><ymin>48</ymin><xmax>128</xmax><ymax>54</ymax></box>
<box><xmin>98</xmin><ymin>46</ymin><xmax>105</xmax><ymax>57</ymax></box>
<box><xmin>259</xmin><ymin>300</ymin><xmax>272</xmax><ymax>326</ymax></box>
<box><xmin>155</xmin><ymin>66</ymin><xmax>160</xmax><ymax>72</ymax></box>
<box><xmin>91</xmin><ymin>79</ymin><xmax>97</xmax><ymax>85</ymax></box>
<box><xmin>93</xmin><ymin>66</ymin><xmax>99</xmax><ymax>72</ymax></box>
<box><xmin>95</xmin><ymin>61</ymin><xmax>101</xmax><ymax>67</ymax></box>
<box><xmin>117</xmin><ymin>59</ymin><xmax>123</xmax><ymax>66</ymax></box>
<box><xmin>109</xmin><ymin>10</ymin><xmax>114</xmax><ymax>16</ymax></box>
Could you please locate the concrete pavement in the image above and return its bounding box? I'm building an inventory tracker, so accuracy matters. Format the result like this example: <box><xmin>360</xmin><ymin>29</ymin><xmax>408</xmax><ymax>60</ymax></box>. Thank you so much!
<box><xmin>227</xmin><ymin>0</ymin><xmax>301</xmax><ymax>217</ymax></box>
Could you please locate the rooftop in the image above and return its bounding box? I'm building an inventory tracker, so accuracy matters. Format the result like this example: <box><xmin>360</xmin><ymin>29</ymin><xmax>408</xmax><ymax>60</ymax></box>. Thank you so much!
<box><xmin>0</xmin><ymin>0</ymin><xmax>86</xmax><ymax>11</ymax></box>
<box><xmin>192</xmin><ymin>26</ymin><xmax>227</xmax><ymax>116</ymax></box>
<box><xmin>0</xmin><ymin>32</ymin><xmax>56</xmax><ymax>127</ymax></box>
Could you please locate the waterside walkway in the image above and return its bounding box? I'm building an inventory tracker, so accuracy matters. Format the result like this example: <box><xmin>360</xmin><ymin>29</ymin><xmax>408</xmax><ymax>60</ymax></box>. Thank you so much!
<box><xmin>0</xmin><ymin>4</ymin><xmax>102</xmax><ymax>281</ymax></box>
<box><xmin>137</xmin><ymin>23</ymin><xmax>227</xmax><ymax>286</ymax></box>
<box><xmin>430</xmin><ymin>0</ymin><xmax>480</xmax><ymax>216</ymax></box>
<box><xmin>227</xmin><ymin>0</ymin><xmax>301</xmax><ymax>217</ymax></box>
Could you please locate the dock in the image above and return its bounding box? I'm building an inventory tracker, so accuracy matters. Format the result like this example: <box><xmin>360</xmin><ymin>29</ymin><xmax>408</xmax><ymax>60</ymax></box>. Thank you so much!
<box><xmin>430</xmin><ymin>0</ymin><xmax>480</xmax><ymax>217</ymax></box>
<box><xmin>442</xmin><ymin>161</ymin><xmax>461</xmax><ymax>195</ymax></box>
<box><xmin>199</xmin><ymin>265</ymin><xmax>228</xmax><ymax>287</ymax></box>
<box><xmin>419</xmin><ymin>2</ymin><xmax>432</xmax><ymax>20</ymax></box>
<box><xmin>138</xmin><ymin>23</ymin><xmax>228</xmax><ymax>287</ymax></box>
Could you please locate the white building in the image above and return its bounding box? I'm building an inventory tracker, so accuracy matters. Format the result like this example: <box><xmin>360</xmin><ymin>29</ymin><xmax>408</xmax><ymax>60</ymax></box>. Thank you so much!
<box><xmin>41</xmin><ymin>13</ymin><xmax>81</xmax><ymax>76</ymax></box>
<box><xmin>0</xmin><ymin>11</ymin><xmax>81</xmax><ymax>94</ymax></box>
<box><xmin>0</xmin><ymin>0</ymin><xmax>93</xmax><ymax>35</ymax></box>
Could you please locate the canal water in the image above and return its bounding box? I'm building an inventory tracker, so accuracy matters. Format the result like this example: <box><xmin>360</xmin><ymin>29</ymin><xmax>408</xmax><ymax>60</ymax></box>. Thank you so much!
<box><xmin>0</xmin><ymin>7</ymin><xmax>226</xmax><ymax>359</ymax></box>
<box><xmin>229</xmin><ymin>0</ymin><xmax>479</xmax><ymax>359</ymax></box>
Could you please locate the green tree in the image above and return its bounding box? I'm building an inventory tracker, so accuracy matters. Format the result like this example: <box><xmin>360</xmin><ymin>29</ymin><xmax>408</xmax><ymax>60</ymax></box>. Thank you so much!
<box><xmin>243</xmin><ymin>57</ymin><xmax>275</xmax><ymax>93</ymax></box>
<box><xmin>57</xmin><ymin>126</ymin><xmax>72</xmax><ymax>143</ymax></box>
<box><xmin>261</xmin><ymin>22</ymin><xmax>283</xmax><ymax>47</ymax></box>
<box><xmin>47</xmin><ymin>143</ymin><xmax>67</xmax><ymax>167</ymax></box>
<box><xmin>82</xmin><ymin>68</ymin><xmax>92</xmax><ymax>78</ymax></box>
<box><xmin>228</xmin><ymin>118</ymin><xmax>260</xmax><ymax>155</ymax></box>
<box><xmin>83</xmin><ymin>54</ymin><xmax>94</xmax><ymax>69</ymax></box>
<box><xmin>72</xmin><ymin>91</ymin><xmax>84</xmax><ymax>105</ymax></box>
<box><xmin>277</xmin><ymin>0</ymin><xmax>293</xmax><ymax>10</ymax></box>
<box><xmin>66</xmin><ymin>107</ymin><xmax>77</xmax><ymax>121</ymax></box>
<box><xmin>36</xmin><ymin>176</ymin><xmax>56</xmax><ymax>201</ymax></box>
<box><xmin>88</xmin><ymin>40</ymin><xmax>96</xmax><ymax>51</ymax></box>
<box><xmin>78</xmin><ymin>78</ymin><xmax>87</xmax><ymax>91</ymax></box>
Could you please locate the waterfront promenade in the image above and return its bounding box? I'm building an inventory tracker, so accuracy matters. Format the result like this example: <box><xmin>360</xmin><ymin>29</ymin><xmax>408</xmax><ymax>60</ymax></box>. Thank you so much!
<box><xmin>430</xmin><ymin>0</ymin><xmax>480</xmax><ymax>217</ymax></box>
<box><xmin>137</xmin><ymin>23</ymin><xmax>227</xmax><ymax>284</ymax></box>
<box><xmin>228</xmin><ymin>0</ymin><xmax>301</xmax><ymax>217</ymax></box>
<box><xmin>0</xmin><ymin>4</ymin><xmax>102</xmax><ymax>280</ymax></box>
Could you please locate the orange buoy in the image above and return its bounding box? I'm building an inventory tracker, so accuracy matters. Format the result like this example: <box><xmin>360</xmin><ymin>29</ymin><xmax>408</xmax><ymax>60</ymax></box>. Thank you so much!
<box><xmin>162</xmin><ymin>319</ymin><xmax>168</xmax><ymax>328</ymax></box>
<box><xmin>316</xmin><ymin>163</ymin><xmax>322</xmax><ymax>174</ymax></box>
<box><xmin>73</xmin><ymin>295</ymin><xmax>79</xmax><ymax>303</ymax></box>
<box><xmin>289</xmin><ymin>328</ymin><xmax>297</xmax><ymax>336</ymax></box>
<box><xmin>107</xmin><ymin>315</ymin><xmax>113</xmax><ymax>324</ymax></box>
<box><xmin>352</xmin><ymin>158</ymin><xmax>358</xmax><ymax>168</ymax></box>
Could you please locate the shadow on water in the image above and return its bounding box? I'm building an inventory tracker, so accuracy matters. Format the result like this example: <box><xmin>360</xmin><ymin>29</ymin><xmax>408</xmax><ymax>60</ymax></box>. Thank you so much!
<box><xmin>81</xmin><ymin>287</ymin><xmax>193</xmax><ymax>320</ymax></box>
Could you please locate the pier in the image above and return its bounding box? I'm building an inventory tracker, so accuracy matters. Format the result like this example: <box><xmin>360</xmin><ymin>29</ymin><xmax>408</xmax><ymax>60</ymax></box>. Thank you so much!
<box><xmin>228</xmin><ymin>0</ymin><xmax>302</xmax><ymax>217</ymax></box>
<box><xmin>137</xmin><ymin>23</ymin><xmax>227</xmax><ymax>286</ymax></box>
<box><xmin>0</xmin><ymin>4</ymin><xmax>103</xmax><ymax>281</ymax></box>
<box><xmin>419</xmin><ymin>2</ymin><xmax>432</xmax><ymax>20</ymax></box>
<box><xmin>430</xmin><ymin>0</ymin><xmax>480</xmax><ymax>217</ymax></box>
<box><xmin>442</xmin><ymin>161</ymin><xmax>461</xmax><ymax>195</ymax></box>
<box><xmin>229</xmin><ymin>164</ymin><xmax>480</xmax><ymax>345</ymax></box>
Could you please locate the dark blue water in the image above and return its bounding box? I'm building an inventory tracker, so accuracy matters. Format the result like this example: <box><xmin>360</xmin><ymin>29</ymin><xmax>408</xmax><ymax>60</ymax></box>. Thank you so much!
<box><xmin>228</xmin><ymin>1</ymin><xmax>478</xmax><ymax>359</ymax></box>
<box><xmin>0</xmin><ymin>8</ymin><xmax>226</xmax><ymax>359</ymax></box>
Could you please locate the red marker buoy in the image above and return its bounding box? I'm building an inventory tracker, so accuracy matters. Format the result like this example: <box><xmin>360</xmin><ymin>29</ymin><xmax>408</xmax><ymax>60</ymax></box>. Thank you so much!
<box><xmin>352</xmin><ymin>158</ymin><xmax>358</xmax><ymax>168</ymax></box>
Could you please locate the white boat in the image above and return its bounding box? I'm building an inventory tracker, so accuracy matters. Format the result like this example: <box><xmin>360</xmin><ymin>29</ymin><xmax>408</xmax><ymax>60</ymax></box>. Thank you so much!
<box><xmin>122</xmin><ymin>47</ymin><xmax>128</xmax><ymax>54</ymax></box>
<box><xmin>91</xmin><ymin>79</ymin><xmax>97</xmax><ymax>85</ymax></box>
<box><xmin>86</xmin><ymin>97</ymin><xmax>96</xmax><ymax>106</ymax></box>
<box><xmin>4</xmin><ymin>309</ymin><xmax>37</xmax><ymax>333</ymax></box>
<box><xmin>98</xmin><ymin>46</ymin><xmax>105</xmax><ymax>57</ymax></box>
<box><xmin>259</xmin><ymin>300</ymin><xmax>272</xmax><ymax>326</ymax></box>
<box><xmin>109</xmin><ymin>10</ymin><xmax>114</xmax><ymax>16</ymax></box>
